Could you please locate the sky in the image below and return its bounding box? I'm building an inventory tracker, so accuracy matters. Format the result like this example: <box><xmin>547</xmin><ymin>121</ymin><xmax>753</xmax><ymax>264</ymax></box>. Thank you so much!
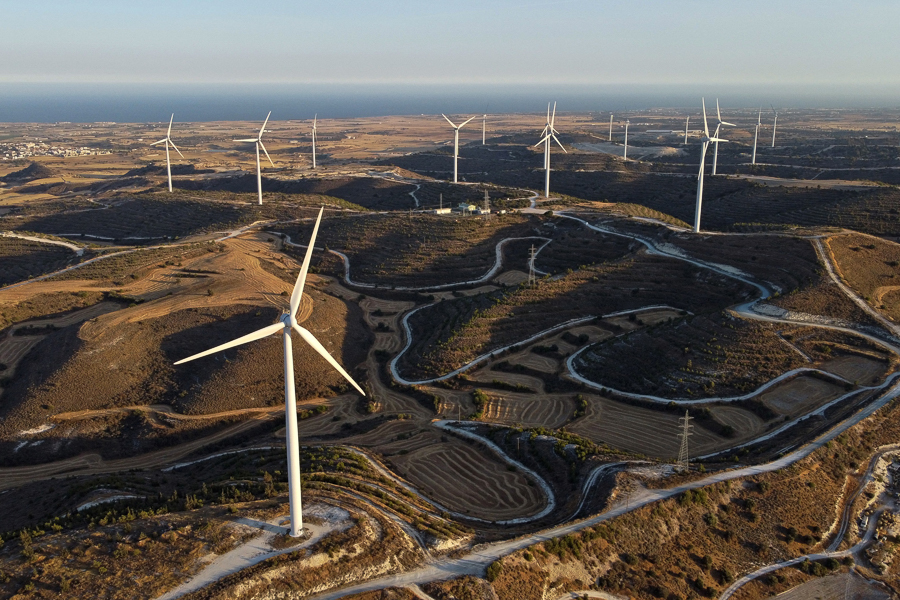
<box><xmin>2</xmin><ymin>0</ymin><xmax>899</xmax><ymax>87</ymax></box>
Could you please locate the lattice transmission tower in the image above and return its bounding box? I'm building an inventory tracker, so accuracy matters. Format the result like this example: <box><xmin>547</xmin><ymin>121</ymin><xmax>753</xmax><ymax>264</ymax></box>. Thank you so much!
<box><xmin>677</xmin><ymin>410</ymin><xmax>693</xmax><ymax>471</ymax></box>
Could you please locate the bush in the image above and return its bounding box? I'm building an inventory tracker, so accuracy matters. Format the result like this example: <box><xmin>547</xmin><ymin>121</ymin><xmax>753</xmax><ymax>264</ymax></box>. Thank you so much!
<box><xmin>486</xmin><ymin>560</ymin><xmax>503</xmax><ymax>582</ymax></box>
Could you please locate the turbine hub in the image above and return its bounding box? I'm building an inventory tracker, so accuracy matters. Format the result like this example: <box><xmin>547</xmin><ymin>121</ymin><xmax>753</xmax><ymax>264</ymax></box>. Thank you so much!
<box><xmin>280</xmin><ymin>313</ymin><xmax>292</xmax><ymax>327</ymax></box>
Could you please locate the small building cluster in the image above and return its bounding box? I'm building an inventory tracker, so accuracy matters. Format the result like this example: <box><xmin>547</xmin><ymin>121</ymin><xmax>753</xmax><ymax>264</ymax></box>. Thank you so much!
<box><xmin>1</xmin><ymin>141</ymin><xmax>110</xmax><ymax>160</ymax></box>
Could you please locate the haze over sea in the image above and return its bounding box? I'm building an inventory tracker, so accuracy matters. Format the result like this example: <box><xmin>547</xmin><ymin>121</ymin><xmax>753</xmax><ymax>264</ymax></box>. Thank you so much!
<box><xmin>2</xmin><ymin>83</ymin><xmax>899</xmax><ymax>123</ymax></box>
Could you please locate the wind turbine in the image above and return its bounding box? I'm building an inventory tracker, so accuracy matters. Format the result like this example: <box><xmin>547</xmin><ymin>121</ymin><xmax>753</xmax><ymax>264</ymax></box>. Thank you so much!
<box><xmin>608</xmin><ymin>113</ymin><xmax>613</xmax><ymax>141</ymax></box>
<box><xmin>694</xmin><ymin>98</ymin><xmax>727</xmax><ymax>234</ymax></box>
<box><xmin>311</xmin><ymin>114</ymin><xmax>317</xmax><ymax>169</ymax></box>
<box><xmin>441</xmin><ymin>114</ymin><xmax>476</xmax><ymax>183</ymax></box>
<box><xmin>150</xmin><ymin>114</ymin><xmax>184</xmax><ymax>193</ymax></box>
<box><xmin>235</xmin><ymin>111</ymin><xmax>274</xmax><ymax>205</ymax></box>
<box><xmin>174</xmin><ymin>207</ymin><xmax>364</xmax><ymax>537</ymax></box>
<box><xmin>751</xmin><ymin>108</ymin><xmax>761</xmax><ymax>165</ymax></box>
<box><xmin>770</xmin><ymin>105</ymin><xmax>779</xmax><ymax>147</ymax></box>
<box><xmin>684</xmin><ymin>116</ymin><xmax>690</xmax><ymax>145</ymax></box>
<box><xmin>482</xmin><ymin>114</ymin><xmax>487</xmax><ymax>145</ymax></box>
<box><xmin>711</xmin><ymin>99</ymin><xmax>735</xmax><ymax>176</ymax></box>
<box><xmin>534</xmin><ymin>102</ymin><xmax>566</xmax><ymax>198</ymax></box>
<box><xmin>623</xmin><ymin>119</ymin><xmax>630</xmax><ymax>161</ymax></box>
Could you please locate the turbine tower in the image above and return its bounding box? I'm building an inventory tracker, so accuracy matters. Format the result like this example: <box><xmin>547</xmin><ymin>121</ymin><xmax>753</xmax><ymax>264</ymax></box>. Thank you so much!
<box><xmin>608</xmin><ymin>113</ymin><xmax>613</xmax><ymax>141</ymax></box>
<box><xmin>677</xmin><ymin>410</ymin><xmax>693</xmax><ymax>471</ymax></box>
<box><xmin>711</xmin><ymin>99</ymin><xmax>735</xmax><ymax>176</ymax></box>
<box><xmin>235</xmin><ymin>111</ymin><xmax>275</xmax><ymax>205</ymax></box>
<box><xmin>442</xmin><ymin>114</ymin><xmax>476</xmax><ymax>183</ymax></box>
<box><xmin>174</xmin><ymin>207</ymin><xmax>364</xmax><ymax>537</ymax></box>
<box><xmin>150</xmin><ymin>114</ymin><xmax>184</xmax><ymax>193</ymax></box>
<box><xmin>694</xmin><ymin>98</ymin><xmax>727</xmax><ymax>234</ymax></box>
<box><xmin>623</xmin><ymin>119</ymin><xmax>630</xmax><ymax>161</ymax></box>
<box><xmin>684</xmin><ymin>116</ymin><xmax>690</xmax><ymax>145</ymax></box>
<box><xmin>770</xmin><ymin>105</ymin><xmax>779</xmax><ymax>147</ymax></box>
<box><xmin>534</xmin><ymin>102</ymin><xmax>566</xmax><ymax>198</ymax></box>
<box><xmin>311</xmin><ymin>114</ymin><xmax>317</xmax><ymax>169</ymax></box>
<box><xmin>751</xmin><ymin>108</ymin><xmax>761</xmax><ymax>165</ymax></box>
<box><xmin>482</xmin><ymin>114</ymin><xmax>487</xmax><ymax>145</ymax></box>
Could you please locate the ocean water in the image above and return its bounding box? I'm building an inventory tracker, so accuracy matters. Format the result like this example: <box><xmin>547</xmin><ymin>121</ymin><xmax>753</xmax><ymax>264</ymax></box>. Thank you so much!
<box><xmin>1</xmin><ymin>83</ymin><xmax>898</xmax><ymax>123</ymax></box>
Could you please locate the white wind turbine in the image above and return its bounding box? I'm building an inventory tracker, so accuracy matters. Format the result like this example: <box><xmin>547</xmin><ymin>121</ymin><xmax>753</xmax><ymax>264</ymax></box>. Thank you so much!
<box><xmin>694</xmin><ymin>98</ymin><xmax>727</xmax><ymax>234</ymax></box>
<box><xmin>711</xmin><ymin>99</ymin><xmax>735</xmax><ymax>175</ymax></box>
<box><xmin>534</xmin><ymin>102</ymin><xmax>566</xmax><ymax>198</ymax></box>
<box><xmin>311</xmin><ymin>114</ymin><xmax>317</xmax><ymax>169</ymax></box>
<box><xmin>441</xmin><ymin>114</ymin><xmax>476</xmax><ymax>183</ymax></box>
<box><xmin>770</xmin><ymin>105</ymin><xmax>779</xmax><ymax>147</ymax></box>
<box><xmin>623</xmin><ymin>119</ymin><xmax>630</xmax><ymax>161</ymax></box>
<box><xmin>174</xmin><ymin>207</ymin><xmax>364</xmax><ymax>537</ymax></box>
<box><xmin>684</xmin><ymin>116</ymin><xmax>690</xmax><ymax>145</ymax></box>
<box><xmin>751</xmin><ymin>108</ymin><xmax>761</xmax><ymax>165</ymax></box>
<box><xmin>482</xmin><ymin>114</ymin><xmax>487</xmax><ymax>145</ymax></box>
<box><xmin>235</xmin><ymin>111</ymin><xmax>275</xmax><ymax>205</ymax></box>
<box><xmin>150</xmin><ymin>114</ymin><xmax>184</xmax><ymax>193</ymax></box>
<box><xmin>608</xmin><ymin>113</ymin><xmax>613</xmax><ymax>141</ymax></box>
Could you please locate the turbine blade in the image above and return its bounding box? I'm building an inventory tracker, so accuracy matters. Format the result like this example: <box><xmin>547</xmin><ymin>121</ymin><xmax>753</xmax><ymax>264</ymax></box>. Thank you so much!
<box><xmin>150</xmin><ymin>138</ymin><xmax>168</xmax><ymax>145</ymax></box>
<box><xmin>293</xmin><ymin>324</ymin><xmax>365</xmax><ymax>395</ymax></box>
<box><xmin>259</xmin><ymin>111</ymin><xmax>271</xmax><ymax>139</ymax></box>
<box><xmin>259</xmin><ymin>141</ymin><xmax>275</xmax><ymax>167</ymax></box>
<box><xmin>550</xmin><ymin>102</ymin><xmax>557</xmax><ymax>128</ymax></box>
<box><xmin>234</xmin><ymin>138</ymin><xmax>258</xmax><ymax>142</ymax></box>
<box><xmin>167</xmin><ymin>114</ymin><xmax>174</xmax><ymax>137</ymax></box>
<box><xmin>702</xmin><ymin>98</ymin><xmax>709</xmax><ymax>138</ymax></box>
<box><xmin>459</xmin><ymin>115</ymin><xmax>476</xmax><ymax>128</ymax></box>
<box><xmin>313</xmin><ymin>113</ymin><xmax>317</xmax><ymax>127</ymax></box>
<box><xmin>290</xmin><ymin>206</ymin><xmax>324</xmax><ymax>318</ymax></box>
<box><xmin>442</xmin><ymin>114</ymin><xmax>457</xmax><ymax>128</ymax></box>
<box><xmin>698</xmin><ymin>142</ymin><xmax>708</xmax><ymax>179</ymax></box>
<box><xmin>169</xmin><ymin>141</ymin><xmax>185</xmax><ymax>158</ymax></box>
<box><xmin>716</xmin><ymin>99</ymin><xmax>722</xmax><ymax>124</ymax></box>
<box><xmin>174</xmin><ymin>322</ymin><xmax>284</xmax><ymax>365</ymax></box>
<box><xmin>709</xmin><ymin>138</ymin><xmax>728</xmax><ymax>143</ymax></box>
<box><xmin>721</xmin><ymin>121</ymin><xmax>736</xmax><ymax>127</ymax></box>
<box><xmin>551</xmin><ymin>132</ymin><xmax>567</xmax><ymax>153</ymax></box>
<box><xmin>534</xmin><ymin>134</ymin><xmax>551</xmax><ymax>148</ymax></box>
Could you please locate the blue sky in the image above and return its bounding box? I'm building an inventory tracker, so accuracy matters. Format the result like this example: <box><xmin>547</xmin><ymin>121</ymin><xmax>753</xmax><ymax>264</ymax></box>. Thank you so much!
<box><xmin>1</xmin><ymin>0</ymin><xmax>898</xmax><ymax>86</ymax></box>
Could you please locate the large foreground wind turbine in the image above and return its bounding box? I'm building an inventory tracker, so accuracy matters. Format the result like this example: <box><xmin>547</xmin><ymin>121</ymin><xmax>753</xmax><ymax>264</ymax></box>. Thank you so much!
<box><xmin>534</xmin><ymin>102</ymin><xmax>567</xmax><ymax>198</ymax></box>
<box><xmin>174</xmin><ymin>208</ymin><xmax>364</xmax><ymax>537</ymax></box>
<box><xmin>235</xmin><ymin>111</ymin><xmax>275</xmax><ymax>205</ymax></box>
<box><xmin>711</xmin><ymin>99</ymin><xmax>735</xmax><ymax>175</ymax></box>
<box><xmin>770</xmin><ymin>105</ymin><xmax>779</xmax><ymax>147</ymax></box>
<box><xmin>694</xmin><ymin>99</ymin><xmax>727</xmax><ymax>234</ymax></box>
<box><xmin>751</xmin><ymin>108</ymin><xmax>761</xmax><ymax>164</ymax></box>
<box><xmin>150</xmin><ymin>114</ymin><xmax>184</xmax><ymax>193</ymax></box>
<box><xmin>311</xmin><ymin>114</ymin><xmax>317</xmax><ymax>169</ymax></box>
<box><xmin>442</xmin><ymin>114</ymin><xmax>476</xmax><ymax>183</ymax></box>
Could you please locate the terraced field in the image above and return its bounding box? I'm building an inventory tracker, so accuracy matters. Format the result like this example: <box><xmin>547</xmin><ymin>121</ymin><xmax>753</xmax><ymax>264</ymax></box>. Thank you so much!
<box><xmin>400</xmin><ymin>253</ymin><xmax>753</xmax><ymax>380</ymax></box>
<box><xmin>0</xmin><ymin>237</ymin><xmax>80</xmax><ymax>286</ymax></box>
<box><xmin>388</xmin><ymin>437</ymin><xmax>546</xmax><ymax>521</ymax></box>
<box><xmin>278</xmin><ymin>212</ymin><xmax>539</xmax><ymax>287</ymax></box>
<box><xmin>567</xmin><ymin>395</ymin><xmax>727</xmax><ymax>459</ymax></box>
<box><xmin>574</xmin><ymin>314</ymin><xmax>841</xmax><ymax>398</ymax></box>
<box><xmin>479</xmin><ymin>394</ymin><xmax>574</xmax><ymax>429</ymax></box>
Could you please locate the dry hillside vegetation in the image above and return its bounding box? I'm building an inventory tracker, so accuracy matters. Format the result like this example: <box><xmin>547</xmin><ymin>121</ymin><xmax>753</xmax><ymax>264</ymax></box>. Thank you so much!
<box><xmin>0</xmin><ymin>237</ymin><xmax>80</xmax><ymax>286</ymax></box>
<box><xmin>0</xmin><ymin>291</ymin><xmax>109</xmax><ymax>330</ymax></box>
<box><xmin>400</xmin><ymin>253</ymin><xmax>753</xmax><ymax>379</ymax></box>
<box><xmin>7</xmin><ymin>195</ymin><xmax>326</xmax><ymax>242</ymax></box>
<box><xmin>479</xmin><ymin>397</ymin><xmax>900</xmax><ymax>600</ymax></box>
<box><xmin>574</xmin><ymin>313</ymin><xmax>888</xmax><ymax>398</ymax></box>
<box><xmin>280</xmin><ymin>212</ymin><xmax>539</xmax><ymax>287</ymax></box>
<box><xmin>826</xmin><ymin>233</ymin><xmax>900</xmax><ymax>322</ymax></box>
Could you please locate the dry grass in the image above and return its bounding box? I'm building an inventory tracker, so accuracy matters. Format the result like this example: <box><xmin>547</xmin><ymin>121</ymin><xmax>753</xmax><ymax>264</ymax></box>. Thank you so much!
<box><xmin>826</xmin><ymin>233</ymin><xmax>900</xmax><ymax>322</ymax></box>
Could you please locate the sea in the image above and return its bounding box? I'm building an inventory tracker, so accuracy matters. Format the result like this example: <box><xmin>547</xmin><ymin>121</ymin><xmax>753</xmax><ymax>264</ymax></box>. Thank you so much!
<box><xmin>1</xmin><ymin>83</ymin><xmax>898</xmax><ymax>123</ymax></box>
